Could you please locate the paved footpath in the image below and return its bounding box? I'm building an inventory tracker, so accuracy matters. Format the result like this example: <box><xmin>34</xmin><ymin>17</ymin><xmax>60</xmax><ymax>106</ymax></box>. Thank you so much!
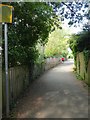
<box><xmin>11</xmin><ymin>60</ymin><xmax>88</xmax><ymax>118</ymax></box>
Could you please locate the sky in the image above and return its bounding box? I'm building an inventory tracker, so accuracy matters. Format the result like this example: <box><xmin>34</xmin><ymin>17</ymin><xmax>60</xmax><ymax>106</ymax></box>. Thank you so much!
<box><xmin>62</xmin><ymin>19</ymin><xmax>83</xmax><ymax>34</ymax></box>
<box><xmin>56</xmin><ymin>1</ymin><xmax>89</xmax><ymax>34</ymax></box>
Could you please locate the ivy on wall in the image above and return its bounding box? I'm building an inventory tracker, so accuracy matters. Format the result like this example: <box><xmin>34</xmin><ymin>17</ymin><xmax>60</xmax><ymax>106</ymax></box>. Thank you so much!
<box><xmin>69</xmin><ymin>30</ymin><xmax>90</xmax><ymax>70</ymax></box>
<box><xmin>83</xmin><ymin>50</ymin><xmax>90</xmax><ymax>72</ymax></box>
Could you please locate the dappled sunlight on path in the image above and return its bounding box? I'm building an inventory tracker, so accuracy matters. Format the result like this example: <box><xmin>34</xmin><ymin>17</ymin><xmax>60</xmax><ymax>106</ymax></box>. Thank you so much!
<box><xmin>11</xmin><ymin>60</ymin><xmax>88</xmax><ymax>118</ymax></box>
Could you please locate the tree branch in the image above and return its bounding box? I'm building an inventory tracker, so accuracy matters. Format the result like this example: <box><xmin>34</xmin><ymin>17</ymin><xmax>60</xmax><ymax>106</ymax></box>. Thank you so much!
<box><xmin>61</xmin><ymin>2</ymin><xmax>76</xmax><ymax>14</ymax></box>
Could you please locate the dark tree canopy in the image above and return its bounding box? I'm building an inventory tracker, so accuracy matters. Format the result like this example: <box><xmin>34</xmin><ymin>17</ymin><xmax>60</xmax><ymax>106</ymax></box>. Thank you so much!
<box><xmin>2</xmin><ymin>2</ymin><xmax>60</xmax><ymax>67</ymax></box>
<box><xmin>2</xmin><ymin>1</ymin><xmax>90</xmax><ymax>67</ymax></box>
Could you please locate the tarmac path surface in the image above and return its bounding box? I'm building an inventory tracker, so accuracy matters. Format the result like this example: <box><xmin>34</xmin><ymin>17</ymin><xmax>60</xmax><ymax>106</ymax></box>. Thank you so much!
<box><xmin>11</xmin><ymin>60</ymin><xmax>88</xmax><ymax>118</ymax></box>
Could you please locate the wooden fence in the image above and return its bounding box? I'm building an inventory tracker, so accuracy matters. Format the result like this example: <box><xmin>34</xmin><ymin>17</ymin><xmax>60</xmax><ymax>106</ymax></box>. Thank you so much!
<box><xmin>2</xmin><ymin>57</ymin><xmax>61</xmax><ymax>115</ymax></box>
<box><xmin>2</xmin><ymin>66</ymin><xmax>29</xmax><ymax>114</ymax></box>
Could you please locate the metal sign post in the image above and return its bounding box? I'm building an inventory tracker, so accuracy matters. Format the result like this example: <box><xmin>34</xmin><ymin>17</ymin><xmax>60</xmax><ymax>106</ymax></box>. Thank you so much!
<box><xmin>4</xmin><ymin>23</ymin><xmax>9</xmax><ymax>116</ymax></box>
<box><xmin>0</xmin><ymin>4</ymin><xmax>14</xmax><ymax>117</ymax></box>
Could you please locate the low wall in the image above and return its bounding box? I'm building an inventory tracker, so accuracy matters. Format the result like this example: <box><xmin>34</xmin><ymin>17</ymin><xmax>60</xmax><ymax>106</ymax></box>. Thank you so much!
<box><xmin>44</xmin><ymin>57</ymin><xmax>61</xmax><ymax>70</ymax></box>
<box><xmin>87</xmin><ymin>60</ymin><xmax>90</xmax><ymax>85</ymax></box>
<box><xmin>32</xmin><ymin>63</ymin><xmax>44</xmax><ymax>79</ymax></box>
<box><xmin>33</xmin><ymin>57</ymin><xmax>61</xmax><ymax>78</ymax></box>
<box><xmin>76</xmin><ymin>52</ymin><xmax>90</xmax><ymax>85</ymax></box>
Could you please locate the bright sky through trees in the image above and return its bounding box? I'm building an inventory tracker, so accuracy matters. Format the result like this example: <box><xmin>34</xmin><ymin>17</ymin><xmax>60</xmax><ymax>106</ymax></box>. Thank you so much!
<box><xmin>55</xmin><ymin>1</ymin><xmax>89</xmax><ymax>34</ymax></box>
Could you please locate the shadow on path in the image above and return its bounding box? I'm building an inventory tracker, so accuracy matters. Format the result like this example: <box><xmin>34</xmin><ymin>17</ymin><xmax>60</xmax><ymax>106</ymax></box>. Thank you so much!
<box><xmin>11</xmin><ymin>60</ymin><xmax>88</xmax><ymax>118</ymax></box>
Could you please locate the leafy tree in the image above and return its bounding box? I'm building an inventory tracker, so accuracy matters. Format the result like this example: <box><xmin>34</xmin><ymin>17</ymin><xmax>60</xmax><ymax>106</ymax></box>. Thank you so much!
<box><xmin>69</xmin><ymin>31</ymin><xmax>90</xmax><ymax>53</ymax></box>
<box><xmin>2</xmin><ymin>1</ymin><xmax>90</xmax><ymax>68</ymax></box>
<box><xmin>69</xmin><ymin>30</ymin><xmax>90</xmax><ymax>67</ymax></box>
<box><xmin>45</xmin><ymin>27</ymin><xmax>69</xmax><ymax>58</ymax></box>
<box><xmin>2</xmin><ymin>2</ymin><xmax>60</xmax><ymax>67</ymax></box>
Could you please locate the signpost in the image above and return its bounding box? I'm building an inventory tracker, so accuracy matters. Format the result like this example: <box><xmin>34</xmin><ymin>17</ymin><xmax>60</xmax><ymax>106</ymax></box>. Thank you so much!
<box><xmin>0</xmin><ymin>4</ymin><xmax>13</xmax><ymax>23</ymax></box>
<box><xmin>4</xmin><ymin>23</ymin><xmax>9</xmax><ymax>117</ymax></box>
<box><xmin>0</xmin><ymin>4</ymin><xmax>13</xmax><ymax>117</ymax></box>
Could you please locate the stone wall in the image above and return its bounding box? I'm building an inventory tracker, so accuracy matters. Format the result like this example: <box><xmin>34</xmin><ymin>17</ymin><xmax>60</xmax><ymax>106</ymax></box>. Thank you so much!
<box><xmin>44</xmin><ymin>57</ymin><xmax>61</xmax><ymax>71</ymax></box>
<box><xmin>87</xmin><ymin>60</ymin><xmax>90</xmax><ymax>85</ymax></box>
<box><xmin>76</xmin><ymin>52</ymin><xmax>90</xmax><ymax>85</ymax></box>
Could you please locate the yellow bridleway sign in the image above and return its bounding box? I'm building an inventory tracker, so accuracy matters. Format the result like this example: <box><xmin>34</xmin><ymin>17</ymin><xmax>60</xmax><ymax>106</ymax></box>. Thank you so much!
<box><xmin>0</xmin><ymin>4</ymin><xmax>13</xmax><ymax>23</ymax></box>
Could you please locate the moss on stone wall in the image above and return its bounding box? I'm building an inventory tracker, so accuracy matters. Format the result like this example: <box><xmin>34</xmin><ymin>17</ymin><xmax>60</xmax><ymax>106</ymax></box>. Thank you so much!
<box><xmin>76</xmin><ymin>52</ymin><xmax>90</xmax><ymax>85</ymax></box>
<box><xmin>83</xmin><ymin>50</ymin><xmax>90</xmax><ymax>72</ymax></box>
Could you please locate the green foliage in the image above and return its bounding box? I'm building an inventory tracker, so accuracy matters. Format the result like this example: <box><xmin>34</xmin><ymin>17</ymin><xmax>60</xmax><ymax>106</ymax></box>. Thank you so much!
<box><xmin>44</xmin><ymin>27</ymin><xmax>69</xmax><ymax>58</ymax></box>
<box><xmin>69</xmin><ymin>30</ymin><xmax>90</xmax><ymax>67</ymax></box>
<box><xmin>76</xmin><ymin>31</ymin><xmax>90</xmax><ymax>52</ymax></box>
<box><xmin>2</xmin><ymin>2</ymin><xmax>59</xmax><ymax>67</ymax></box>
<box><xmin>67</xmin><ymin>53</ymin><xmax>73</xmax><ymax>59</ymax></box>
<box><xmin>69</xmin><ymin>31</ymin><xmax>90</xmax><ymax>52</ymax></box>
<box><xmin>83</xmin><ymin>50</ymin><xmax>90</xmax><ymax>71</ymax></box>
